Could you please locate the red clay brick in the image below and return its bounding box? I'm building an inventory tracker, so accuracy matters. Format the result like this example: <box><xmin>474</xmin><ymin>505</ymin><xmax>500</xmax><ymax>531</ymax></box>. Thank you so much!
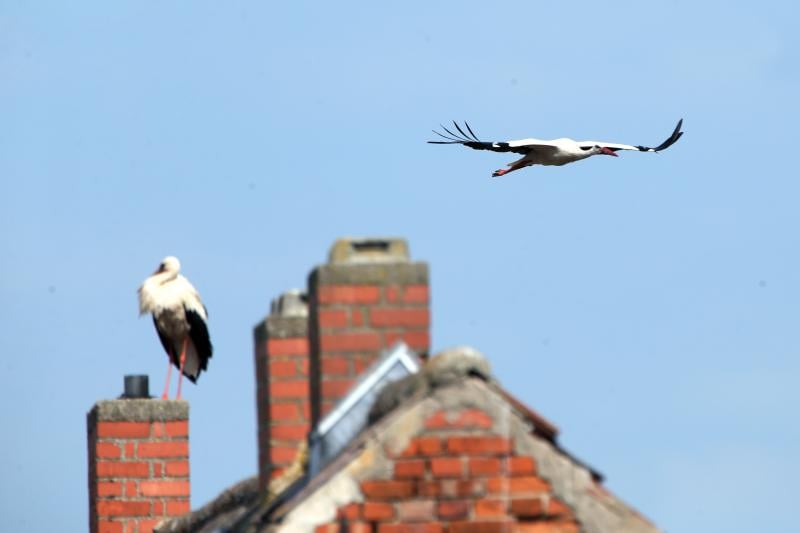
<box><xmin>96</xmin><ymin>462</ymin><xmax>149</xmax><ymax>478</ymax></box>
<box><xmin>166</xmin><ymin>500</ymin><xmax>191</xmax><ymax>516</ymax></box>
<box><xmin>318</xmin><ymin>285</ymin><xmax>380</xmax><ymax>304</ymax></box>
<box><xmin>386</xmin><ymin>285</ymin><xmax>400</xmax><ymax>303</ymax></box>
<box><xmin>384</xmin><ymin>330</ymin><xmax>429</xmax><ymax>351</ymax></box>
<box><xmin>271</xmin><ymin>424</ymin><xmax>309</xmax><ymax>440</ymax></box>
<box><xmin>153</xmin><ymin>462</ymin><xmax>163</xmax><ymax>477</ymax></box>
<box><xmin>363</xmin><ymin>501</ymin><xmax>394</xmax><ymax>520</ymax></box>
<box><xmin>475</xmin><ymin>499</ymin><xmax>507</xmax><ymax>517</ymax></box>
<box><xmin>395</xmin><ymin>459</ymin><xmax>426</xmax><ymax>478</ymax></box>
<box><xmin>370</xmin><ymin>308</ymin><xmax>429</xmax><ymax>328</ymax></box>
<box><xmin>319</xmin><ymin>309</ymin><xmax>349</xmax><ymax>328</ymax></box>
<box><xmin>96</xmin><ymin>442</ymin><xmax>122</xmax><ymax>459</ymax></box>
<box><xmin>124</xmin><ymin>442</ymin><xmax>135</xmax><ymax>459</ymax></box>
<box><xmin>397</xmin><ymin>499</ymin><xmax>435</xmax><ymax>522</ymax></box>
<box><xmin>270</xmin><ymin>360</ymin><xmax>300</xmax><ymax>378</ymax></box>
<box><xmin>96</xmin><ymin>501</ymin><xmax>149</xmax><ymax>517</ymax></box>
<box><xmin>124</xmin><ymin>480</ymin><xmax>138</xmax><ymax>498</ymax></box>
<box><xmin>448</xmin><ymin>521</ymin><xmax>514</xmax><ymax>533</ymax></box>
<box><xmin>337</xmin><ymin>503</ymin><xmax>361</xmax><ymax>520</ymax></box>
<box><xmin>321</xmin><ymin>379</ymin><xmax>354</xmax><ymax>399</ymax></box>
<box><xmin>270</xmin><ymin>446</ymin><xmax>298</xmax><ymax>463</ymax></box>
<box><xmin>469</xmin><ymin>457</ymin><xmax>502</xmax><ymax>476</ymax></box>
<box><xmin>270</xmin><ymin>380</ymin><xmax>310</xmax><ymax>398</ymax></box>
<box><xmin>165</xmin><ymin>460</ymin><xmax>190</xmax><ymax>477</ymax></box>
<box><xmin>487</xmin><ymin>476</ymin><xmax>550</xmax><ymax>495</ymax></box>
<box><xmin>270</xmin><ymin>403</ymin><xmax>301</xmax><ymax>421</ymax></box>
<box><xmin>321</xmin><ymin>332</ymin><xmax>381</xmax><ymax>352</ymax></box>
<box><xmin>351</xmin><ymin>309</ymin><xmax>365</xmax><ymax>326</ymax></box>
<box><xmin>97</xmin><ymin>422</ymin><xmax>150</xmax><ymax>439</ymax></box>
<box><xmin>321</xmin><ymin>356</ymin><xmax>350</xmax><ymax>375</ymax></box>
<box><xmin>431</xmin><ymin>457</ymin><xmax>463</xmax><ymax>478</ymax></box>
<box><xmin>508</xmin><ymin>456</ymin><xmax>536</xmax><ymax>476</ymax></box>
<box><xmin>97</xmin><ymin>521</ymin><xmax>123</xmax><ymax>533</ymax></box>
<box><xmin>510</xmin><ymin>497</ymin><xmax>545</xmax><ymax>518</ymax></box>
<box><xmin>438</xmin><ymin>500</ymin><xmax>469</xmax><ymax>520</ymax></box>
<box><xmin>403</xmin><ymin>285</ymin><xmax>429</xmax><ymax>303</ymax></box>
<box><xmin>348</xmin><ymin>523</ymin><xmax>373</xmax><ymax>533</ymax></box>
<box><xmin>361</xmin><ymin>480</ymin><xmax>414</xmax><ymax>500</ymax></box>
<box><xmin>136</xmin><ymin>519</ymin><xmax>160</xmax><ymax>533</ymax></box>
<box><xmin>96</xmin><ymin>481</ymin><xmax>122</xmax><ymax>497</ymax></box>
<box><xmin>447</xmin><ymin>436</ymin><xmax>512</xmax><ymax>455</ymax></box>
<box><xmin>139</xmin><ymin>480</ymin><xmax>190</xmax><ymax>497</ymax></box>
<box><xmin>138</xmin><ymin>441</ymin><xmax>189</xmax><ymax>458</ymax></box>
<box><xmin>267</xmin><ymin>338</ymin><xmax>309</xmax><ymax>356</ymax></box>
<box><xmin>377</xmin><ymin>524</ymin><xmax>443</xmax><ymax>533</ymax></box>
<box><xmin>415</xmin><ymin>436</ymin><xmax>442</xmax><ymax>456</ymax></box>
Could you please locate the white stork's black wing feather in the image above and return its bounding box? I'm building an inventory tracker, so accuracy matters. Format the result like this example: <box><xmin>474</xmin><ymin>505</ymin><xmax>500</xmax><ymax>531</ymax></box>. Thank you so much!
<box><xmin>428</xmin><ymin>121</ymin><xmax>532</xmax><ymax>155</ymax></box>
<box><xmin>185</xmin><ymin>307</ymin><xmax>212</xmax><ymax>382</ymax></box>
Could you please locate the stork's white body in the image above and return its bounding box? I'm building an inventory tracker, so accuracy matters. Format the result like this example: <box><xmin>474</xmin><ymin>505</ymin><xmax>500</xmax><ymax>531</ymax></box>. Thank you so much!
<box><xmin>138</xmin><ymin>256</ymin><xmax>212</xmax><ymax>397</ymax></box>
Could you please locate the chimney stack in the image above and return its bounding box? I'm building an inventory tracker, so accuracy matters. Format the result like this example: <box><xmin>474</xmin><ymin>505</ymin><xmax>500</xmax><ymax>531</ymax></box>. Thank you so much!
<box><xmin>308</xmin><ymin>237</ymin><xmax>430</xmax><ymax>425</ymax></box>
<box><xmin>87</xmin><ymin>377</ymin><xmax>190</xmax><ymax>533</ymax></box>
<box><xmin>253</xmin><ymin>290</ymin><xmax>310</xmax><ymax>491</ymax></box>
<box><xmin>253</xmin><ymin>237</ymin><xmax>430</xmax><ymax>493</ymax></box>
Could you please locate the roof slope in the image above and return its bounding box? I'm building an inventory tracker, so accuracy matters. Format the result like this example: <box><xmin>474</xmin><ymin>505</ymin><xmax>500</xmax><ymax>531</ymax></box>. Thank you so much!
<box><xmin>158</xmin><ymin>347</ymin><xmax>659</xmax><ymax>533</ymax></box>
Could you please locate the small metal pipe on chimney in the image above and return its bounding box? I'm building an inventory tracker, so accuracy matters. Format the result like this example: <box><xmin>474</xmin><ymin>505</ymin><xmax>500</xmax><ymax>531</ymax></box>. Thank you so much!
<box><xmin>121</xmin><ymin>375</ymin><xmax>150</xmax><ymax>399</ymax></box>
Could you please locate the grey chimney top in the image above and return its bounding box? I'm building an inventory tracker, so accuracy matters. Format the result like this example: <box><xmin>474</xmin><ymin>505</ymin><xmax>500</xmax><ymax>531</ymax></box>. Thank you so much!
<box><xmin>328</xmin><ymin>237</ymin><xmax>410</xmax><ymax>265</ymax></box>
<box><xmin>270</xmin><ymin>289</ymin><xmax>308</xmax><ymax>318</ymax></box>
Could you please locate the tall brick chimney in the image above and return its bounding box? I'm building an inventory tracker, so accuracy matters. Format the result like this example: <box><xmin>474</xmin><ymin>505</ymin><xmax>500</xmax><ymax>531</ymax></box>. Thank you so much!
<box><xmin>87</xmin><ymin>377</ymin><xmax>190</xmax><ymax>533</ymax></box>
<box><xmin>253</xmin><ymin>290</ymin><xmax>310</xmax><ymax>491</ymax></box>
<box><xmin>253</xmin><ymin>237</ymin><xmax>430</xmax><ymax>492</ymax></box>
<box><xmin>308</xmin><ymin>237</ymin><xmax>430</xmax><ymax>425</ymax></box>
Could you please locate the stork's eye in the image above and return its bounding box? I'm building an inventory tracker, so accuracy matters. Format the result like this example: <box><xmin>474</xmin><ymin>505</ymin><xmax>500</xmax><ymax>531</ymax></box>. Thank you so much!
<box><xmin>579</xmin><ymin>146</ymin><xmax>592</xmax><ymax>151</ymax></box>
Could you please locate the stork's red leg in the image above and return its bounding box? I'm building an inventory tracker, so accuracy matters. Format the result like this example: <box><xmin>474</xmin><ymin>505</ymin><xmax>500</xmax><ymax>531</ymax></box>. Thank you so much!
<box><xmin>162</xmin><ymin>359</ymin><xmax>173</xmax><ymax>400</ymax></box>
<box><xmin>176</xmin><ymin>337</ymin><xmax>189</xmax><ymax>400</ymax></box>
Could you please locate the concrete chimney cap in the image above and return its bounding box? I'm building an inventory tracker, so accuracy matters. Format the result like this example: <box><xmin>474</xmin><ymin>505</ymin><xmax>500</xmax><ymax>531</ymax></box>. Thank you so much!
<box><xmin>270</xmin><ymin>289</ymin><xmax>308</xmax><ymax>318</ymax></box>
<box><xmin>328</xmin><ymin>237</ymin><xmax>410</xmax><ymax>265</ymax></box>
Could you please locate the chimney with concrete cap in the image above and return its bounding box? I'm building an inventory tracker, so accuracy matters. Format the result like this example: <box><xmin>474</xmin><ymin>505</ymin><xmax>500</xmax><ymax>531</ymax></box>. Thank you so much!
<box><xmin>253</xmin><ymin>289</ymin><xmax>310</xmax><ymax>491</ymax></box>
<box><xmin>87</xmin><ymin>377</ymin><xmax>190</xmax><ymax>533</ymax></box>
<box><xmin>308</xmin><ymin>237</ymin><xmax>430</xmax><ymax>426</ymax></box>
<box><xmin>253</xmin><ymin>238</ymin><xmax>430</xmax><ymax>493</ymax></box>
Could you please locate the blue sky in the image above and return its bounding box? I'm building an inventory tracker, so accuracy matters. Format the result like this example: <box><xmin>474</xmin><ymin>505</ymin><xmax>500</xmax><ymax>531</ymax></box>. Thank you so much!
<box><xmin>2</xmin><ymin>1</ymin><xmax>798</xmax><ymax>531</ymax></box>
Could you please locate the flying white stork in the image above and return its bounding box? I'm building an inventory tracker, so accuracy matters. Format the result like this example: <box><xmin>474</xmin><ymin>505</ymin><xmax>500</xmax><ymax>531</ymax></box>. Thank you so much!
<box><xmin>429</xmin><ymin>119</ymin><xmax>684</xmax><ymax>177</ymax></box>
<box><xmin>138</xmin><ymin>256</ymin><xmax>213</xmax><ymax>400</ymax></box>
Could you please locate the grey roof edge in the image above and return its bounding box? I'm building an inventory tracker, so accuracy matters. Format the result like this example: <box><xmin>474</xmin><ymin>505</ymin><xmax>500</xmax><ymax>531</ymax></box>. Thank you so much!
<box><xmin>88</xmin><ymin>399</ymin><xmax>188</xmax><ymax>424</ymax></box>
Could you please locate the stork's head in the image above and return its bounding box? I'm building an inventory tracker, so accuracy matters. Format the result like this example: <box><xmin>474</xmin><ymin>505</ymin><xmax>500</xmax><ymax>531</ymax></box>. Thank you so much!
<box><xmin>155</xmin><ymin>256</ymin><xmax>181</xmax><ymax>274</ymax></box>
<box><xmin>596</xmin><ymin>145</ymin><xmax>618</xmax><ymax>157</ymax></box>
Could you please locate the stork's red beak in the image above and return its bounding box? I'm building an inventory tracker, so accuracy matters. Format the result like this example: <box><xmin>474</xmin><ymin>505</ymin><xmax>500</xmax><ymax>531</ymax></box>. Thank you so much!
<box><xmin>600</xmin><ymin>147</ymin><xmax>618</xmax><ymax>157</ymax></box>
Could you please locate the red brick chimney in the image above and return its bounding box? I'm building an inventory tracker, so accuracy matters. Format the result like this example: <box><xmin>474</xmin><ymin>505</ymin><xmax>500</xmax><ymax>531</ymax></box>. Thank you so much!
<box><xmin>308</xmin><ymin>237</ymin><xmax>430</xmax><ymax>425</ymax></box>
<box><xmin>87</xmin><ymin>377</ymin><xmax>190</xmax><ymax>533</ymax></box>
<box><xmin>253</xmin><ymin>290</ymin><xmax>310</xmax><ymax>491</ymax></box>
<box><xmin>254</xmin><ymin>237</ymin><xmax>430</xmax><ymax>492</ymax></box>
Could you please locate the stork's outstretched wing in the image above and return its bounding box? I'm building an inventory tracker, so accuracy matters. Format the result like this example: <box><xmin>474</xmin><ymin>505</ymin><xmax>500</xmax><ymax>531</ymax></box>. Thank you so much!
<box><xmin>428</xmin><ymin>121</ymin><xmax>534</xmax><ymax>154</ymax></box>
<box><xmin>591</xmin><ymin>119</ymin><xmax>684</xmax><ymax>153</ymax></box>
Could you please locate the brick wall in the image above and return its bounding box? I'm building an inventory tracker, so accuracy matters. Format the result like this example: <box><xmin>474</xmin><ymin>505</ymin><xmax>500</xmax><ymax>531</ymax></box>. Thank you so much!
<box><xmin>87</xmin><ymin>400</ymin><xmax>190</xmax><ymax>533</ymax></box>
<box><xmin>308</xmin><ymin>238</ymin><xmax>430</xmax><ymax>425</ymax></box>
<box><xmin>315</xmin><ymin>407</ymin><xmax>580</xmax><ymax>533</ymax></box>
<box><xmin>254</xmin><ymin>290</ymin><xmax>310</xmax><ymax>492</ymax></box>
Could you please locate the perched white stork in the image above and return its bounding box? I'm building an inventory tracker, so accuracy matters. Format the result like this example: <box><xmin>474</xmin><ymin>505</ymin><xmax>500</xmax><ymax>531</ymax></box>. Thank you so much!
<box><xmin>429</xmin><ymin>119</ymin><xmax>684</xmax><ymax>177</ymax></box>
<box><xmin>138</xmin><ymin>256</ymin><xmax>213</xmax><ymax>400</ymax></box>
